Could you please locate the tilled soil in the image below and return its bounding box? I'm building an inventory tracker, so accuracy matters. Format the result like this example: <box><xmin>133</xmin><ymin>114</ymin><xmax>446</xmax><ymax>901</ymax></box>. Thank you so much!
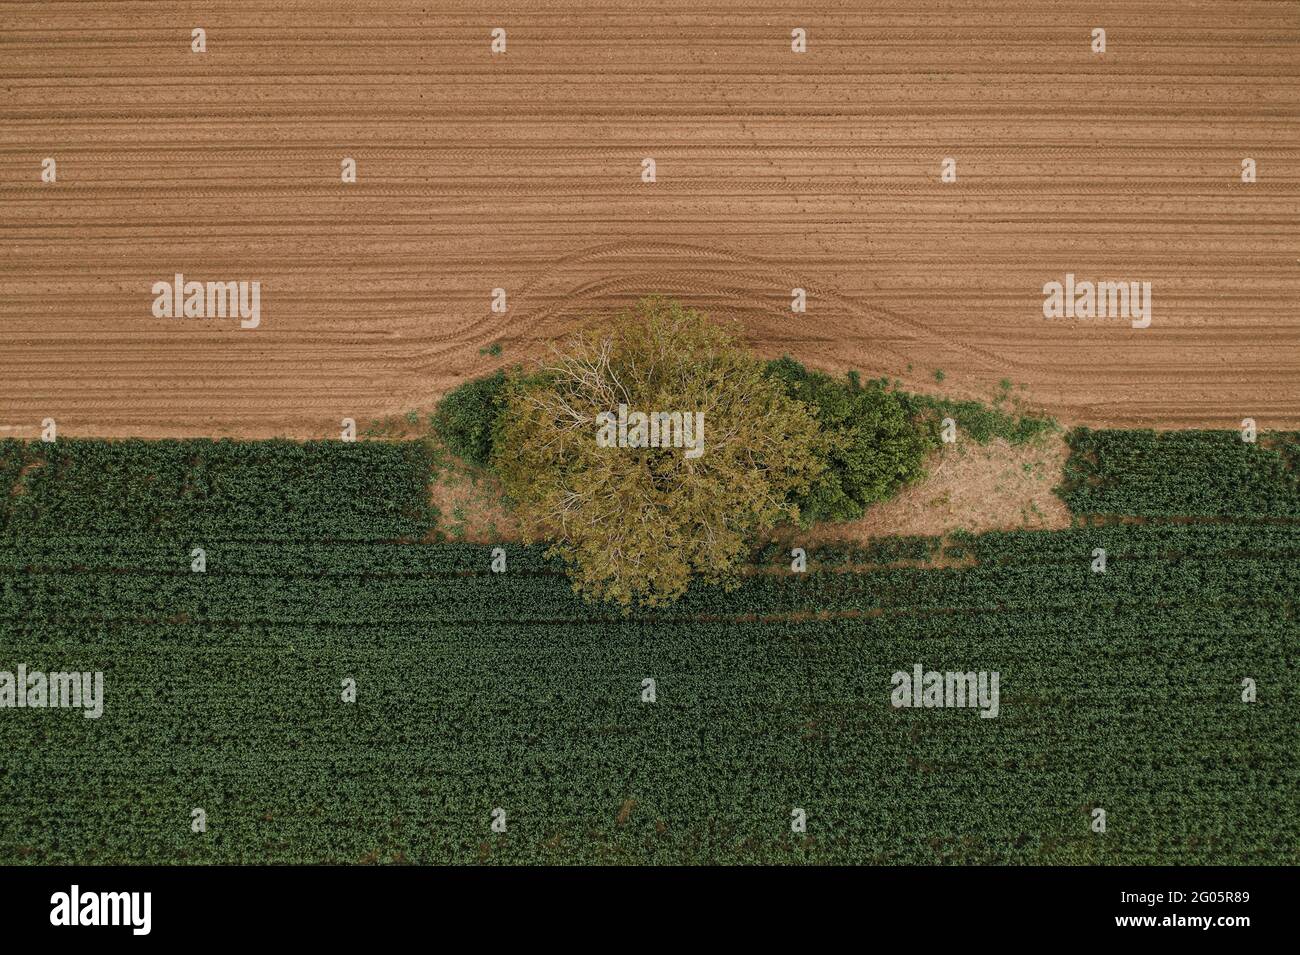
<box><xmin>2</xmin><ymin>1</ymin><xmax>1297</xmax><ymax>438</ymax></box>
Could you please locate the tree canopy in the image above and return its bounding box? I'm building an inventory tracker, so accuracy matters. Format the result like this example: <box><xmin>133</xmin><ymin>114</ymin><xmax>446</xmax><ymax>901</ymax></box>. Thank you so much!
<box><xmin>492</xmin><ymin>298</ymin><xmax>824</xmax><ymax>607</ymax></box>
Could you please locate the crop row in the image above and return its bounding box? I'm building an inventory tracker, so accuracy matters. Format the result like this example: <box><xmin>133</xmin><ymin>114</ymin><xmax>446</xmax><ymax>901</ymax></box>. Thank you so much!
<box><xmin>5</xmin><ymin>539</ymin><xmax>1297</xmax><ymax>625</ymax></box>
<box><xmin>9</xmin><ymin>521</ymin><xmax>1300</xmax><ymax>583</ymax></box>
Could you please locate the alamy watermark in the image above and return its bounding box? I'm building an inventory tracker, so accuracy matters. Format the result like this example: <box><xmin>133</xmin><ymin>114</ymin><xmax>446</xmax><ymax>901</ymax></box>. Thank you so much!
<box><xmin>50</xmin><ymin>885</ymin><xmax>150</xmax><ymax>935</ymax></box>
<box><xmin>596</xmin><ymin>404</ymin><xmax>705</xmax><ymax>459</ymax></box>
<box><xmin>0</xmin><ymin>665</ymin><xmax>103</xmax><ymax>718</ymax></box>
<box><xmin>891</xmin><ymin>664</ymin><xmax>1000</xmax><ymax>718</ymax></box>
<box><xmin>152</xmin><ymin>273</ymin><xmax>261</xmax><ymax>328</ymax></box>
<box><xmin>1042</xmin><ymin>273</ymin><xmax>1151</xmax><ymax>328</ymax></box>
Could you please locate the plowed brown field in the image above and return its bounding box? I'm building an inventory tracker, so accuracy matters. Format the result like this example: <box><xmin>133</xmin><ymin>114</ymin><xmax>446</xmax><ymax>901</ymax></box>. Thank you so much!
<box><xmin>2</xmin><ymin>1</ymin><xmax>1297</xmax><ymax>439</ymax></box>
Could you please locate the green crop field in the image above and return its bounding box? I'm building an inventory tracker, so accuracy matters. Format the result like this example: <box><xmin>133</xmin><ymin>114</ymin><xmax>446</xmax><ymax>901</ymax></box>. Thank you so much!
<box><xmin>1059</xmin><ymin>428</ymin><xmax>1300</xmax><ymax>520</ymax></box>
<box><xmin>1</xmin><ymin>435</ymin><xmax>1296</xmax><ymax>864</ymax></box>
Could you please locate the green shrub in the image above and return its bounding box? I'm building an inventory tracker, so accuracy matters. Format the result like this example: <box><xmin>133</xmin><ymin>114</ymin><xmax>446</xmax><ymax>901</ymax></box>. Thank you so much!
<box><xmin>765</xmin><ymin>357</ymin><xmax>933</xmax><ymax>525</ymax></box>
<box><xmin>898</xmin><ymin>392</ymin><xmax>1057</xmax><ymax>445</ymax></box>
<box><xmin>431</xmin><ymin>370</ymin><xmax>509</xmax><ymax>467</ymax></box>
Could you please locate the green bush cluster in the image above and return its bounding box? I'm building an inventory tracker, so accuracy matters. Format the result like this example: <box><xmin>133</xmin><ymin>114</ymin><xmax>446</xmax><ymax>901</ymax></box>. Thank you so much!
<box><xmin>897</xmin><ymin>391</ymin><xmax>1057</xmax><ymax>445</ymax></box>
<box><xmin>763</xmin><ymin>358</ymin><xmax>934</xmax><ymax>525</ymax></box>
<box><xmin>430</xmin><ymin>370</ymin><xmax>510</xmax><ymax>468</ymax></box>
<box><xmin>426</xmin><ymin>353</ymin><xmax>1059</xmax><ymax>537</ymax></box>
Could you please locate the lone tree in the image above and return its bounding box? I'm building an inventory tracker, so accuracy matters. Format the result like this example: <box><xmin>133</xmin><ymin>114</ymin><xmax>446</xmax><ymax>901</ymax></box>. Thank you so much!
<box><xmin>493</xmin><ymin>297</ymin><xmax>824</xmax><ymax>607</ymax></box>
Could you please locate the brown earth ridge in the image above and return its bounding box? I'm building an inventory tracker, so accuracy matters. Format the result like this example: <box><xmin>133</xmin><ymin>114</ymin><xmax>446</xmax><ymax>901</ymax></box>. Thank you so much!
<box><xmin>2</xmin><ymin>2</ymin><xmax>1298</xmax><ymax>439</ymax></box>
